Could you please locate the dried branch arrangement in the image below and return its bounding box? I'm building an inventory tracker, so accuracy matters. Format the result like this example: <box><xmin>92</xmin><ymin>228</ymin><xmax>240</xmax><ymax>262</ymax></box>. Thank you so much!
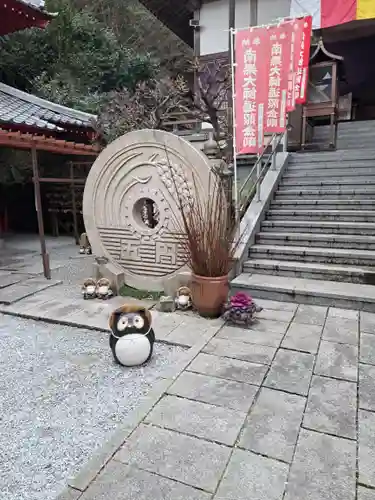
<box><xmin>171</xmin><ymin>169</ymin><xmax>238</xmax><ymax>278</ymax></box>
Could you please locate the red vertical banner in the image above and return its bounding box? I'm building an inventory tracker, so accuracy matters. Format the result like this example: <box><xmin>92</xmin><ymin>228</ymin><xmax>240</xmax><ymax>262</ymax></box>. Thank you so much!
<box><xmin>286</xmin><ymin>21</ymin><xmax>296</xmax><ymax>112</ymax></box>
<box><xmin>294</xmin><ymin>16</ymin><xmax>312</xmax><ymax>104</ymax></box>
<box><xmin>264</xmin><ymin>22</ymin><xmax>293</xmax><ymax>133</ymax></box>
<box><xmin>235</xmin><ymin>27</ymin><xmax>269</xmax><ymax>155</ymax></box>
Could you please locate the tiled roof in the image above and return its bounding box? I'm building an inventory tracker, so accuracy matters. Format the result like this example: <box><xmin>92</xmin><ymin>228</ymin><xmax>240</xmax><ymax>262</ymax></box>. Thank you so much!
<box><xmin>0</xmin><ymin>83</ymin><xmax>96</xmax><ymax>132</ymax></box>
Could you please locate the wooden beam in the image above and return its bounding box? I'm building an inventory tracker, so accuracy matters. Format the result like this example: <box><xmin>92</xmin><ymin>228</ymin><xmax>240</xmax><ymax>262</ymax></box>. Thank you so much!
<box><xmin>70</xmin><ymin>162</ymin><xmax>79</xmax><ymax>245</ymax></box>
<box><xmin>35</xmin><ymin>177</ymin><xmax>86</xmax><ymax>184</ymax></box>
<box><xmin>31</xmin><ymin>148</ymin><xmax>51</xmax><ymax>280</ymax></box>
<box><xmin>0</xmin><ymin>130</ymin><xmax>99</xmax><ymax>156</ymax></box>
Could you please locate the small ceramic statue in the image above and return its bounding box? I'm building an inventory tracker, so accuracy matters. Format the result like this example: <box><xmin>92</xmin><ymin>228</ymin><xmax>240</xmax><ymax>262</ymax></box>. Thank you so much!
<box><xmin>81</xmin><ymin>278</ymin><xmax>113</xmax><ymax>299</ymax></box>
<box><xmin>175</xmin><ymin>286</ymin><xmax>192</xmax><ymax>310</ymax></box>
<box><xmin>109</xmin><ymin>304</ymin><xmax>155</xmax><ymax>367</ymax></box>
<box><xmin>222</xmin><ymin>292</ymin><xmax>262</xmax><ymax>326</ymax></box>
<box><xmin>96</xmin><ymin>278</ymin><xmax>114</xmax><ymax>300</ymax></box>
<box><xmin>79</xmin><ymin>232</ymin><xmax>92</xmax><ymax>255</ymax></box>
<box><xmin>82</xmin><ymin>278</ymin><xmax>96</xmax><ymax>299</ymax></box>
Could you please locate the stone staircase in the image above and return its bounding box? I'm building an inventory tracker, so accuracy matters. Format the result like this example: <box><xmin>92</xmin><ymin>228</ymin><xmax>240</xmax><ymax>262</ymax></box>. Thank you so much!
<box><xmin>232</xmin><ymin>121</ymin><xmax>375</xmax><ymax>311</ymax></box>
<box><xmin>312</xmin><ymin>119</ymin><xmax>375</xmax><ymax>150</ymax></box>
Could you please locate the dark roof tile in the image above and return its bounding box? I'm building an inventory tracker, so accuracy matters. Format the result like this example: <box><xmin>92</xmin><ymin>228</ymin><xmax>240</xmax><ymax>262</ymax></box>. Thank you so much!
<box><xmin>0</xmin><ymin>83</ymin><xmax>96</xmax><ymax>133</ymax></box>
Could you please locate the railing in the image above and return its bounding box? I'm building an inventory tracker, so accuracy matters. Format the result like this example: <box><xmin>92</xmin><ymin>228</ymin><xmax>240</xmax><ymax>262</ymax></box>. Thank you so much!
<box><xmin>238</xmin><ymin>132</ymin><xmax>285</xmax><ymax>217</ymax></box>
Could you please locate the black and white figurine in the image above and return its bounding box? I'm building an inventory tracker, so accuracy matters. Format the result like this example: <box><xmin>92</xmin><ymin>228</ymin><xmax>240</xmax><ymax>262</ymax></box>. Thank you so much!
<box><xmin>109</xmin><ymin>305</ymin><xmax>155</xmax><ymax>367</ymax></box>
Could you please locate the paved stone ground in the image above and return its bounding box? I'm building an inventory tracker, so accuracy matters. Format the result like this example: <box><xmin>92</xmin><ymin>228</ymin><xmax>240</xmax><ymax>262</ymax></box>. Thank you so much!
<box><xmin>0</xmin><ymin>235</ymin><xmax>94</xmax><ymax>305</ymax></box>
<box><xmin>3</xmin><ymin>237</ymin><xmax>375</xmax><ymax>499</ymax></box>
<box><xmin>55</xmin><ymin>300</ymin><xmax>375</xmax><ymax>500</ymax></box>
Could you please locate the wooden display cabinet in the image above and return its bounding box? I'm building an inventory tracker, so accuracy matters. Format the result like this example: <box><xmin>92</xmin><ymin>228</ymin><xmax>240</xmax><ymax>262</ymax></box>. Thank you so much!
<box><xmin>301</xmin><ymin>39</ymin><xmax>344</xmax><ymax>150</ymax></box>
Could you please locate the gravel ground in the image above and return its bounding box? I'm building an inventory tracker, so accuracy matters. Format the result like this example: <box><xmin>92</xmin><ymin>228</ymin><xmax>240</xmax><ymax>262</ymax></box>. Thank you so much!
<box><xmin>0</xmin><ymin>314</ymin><xmax>185</xmax><ymax>500</ymax></box>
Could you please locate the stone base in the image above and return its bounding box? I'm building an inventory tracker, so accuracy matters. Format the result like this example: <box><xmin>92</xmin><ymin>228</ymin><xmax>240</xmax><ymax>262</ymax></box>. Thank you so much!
<box><xmin>93</xmin><ymin>262</ymin><xmax>125</xmax><ymax>295</ymax></box>
<box><xmin>162</xmin><ymin>271</ymin><xmax>191</xmax><ymax>298</ymax></box>
<box><xmin>0</xmin><ymin>238</ymin><xmax>4</xmax><ymax>250</ymax></box>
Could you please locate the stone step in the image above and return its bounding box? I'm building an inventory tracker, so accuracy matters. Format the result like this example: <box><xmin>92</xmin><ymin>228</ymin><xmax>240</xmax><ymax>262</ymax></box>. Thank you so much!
<box><xmin>314</xmin><ymin>131</ymin><xmax>375</xmax><ymax>140</ymax></box>
<box><xmin>284</xmin><ymin>169</ymin><xmax>375</xmax><ymax>178</ymax></box>
<box><xmin>249</xmin><ymin>244</ymin><xmax>375</xmax><ymax>266</ymax></box>
<box><xmin>274</xmin><ymin>188</ymin><xmax>375</xmax><ymax>200</ymax></box>
<box><xmin>270</xmin><ymin>199</ymin><xmax>375</xmax><ymax>210</ymax></box>
<box><xmin>261</xmin><ymin>220</ymin><xmax>375</xmax><ymax>235</ymax></box>
<box><xmin>256</xmin><ymin>232</ymin><xmax>375</xmax><ymax>250</ymax></box>
<box><xmin>267</xmin><ymin>209</ymin><xmax>375</xmax><ymax>222</ymax></box>
<box><xmin>289</xmin><ymin>150</ymin><xmax>375</xmax><ymax>163</ymax></box>
<box><xmin>287</xmin><ymin>160</ymin><xmax>375</xmax><ymax>170</ymax></box>
<box><xmin>280</xmin><ymin>178</ymin><xmax>375</xmax><ymax>188</ymax></box>
<box><xmin>337</xmin><ymin>144</ymin><xmax>375</xmax><ymax>151</ymax></box>
<box><xmin>243</xmin><ymin>259</ymin><xmax>375</xmax><ymax>284</ymax></box>
<box><xmin>231</xmin><ymin>273</ymin><xmax>375</xmax><ymax>311</ymax></box>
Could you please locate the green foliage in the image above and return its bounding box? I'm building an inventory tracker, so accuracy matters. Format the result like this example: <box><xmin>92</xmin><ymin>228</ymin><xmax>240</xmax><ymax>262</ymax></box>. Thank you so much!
<box><xmin>0</xmin><ymin>0</ymin><xmax>160</xmax><ymax>112</ymax></box>
<box><xmin>119</xmin><ymin>284</ymin><xmax>162</xmax><ymax>301</ymax></box>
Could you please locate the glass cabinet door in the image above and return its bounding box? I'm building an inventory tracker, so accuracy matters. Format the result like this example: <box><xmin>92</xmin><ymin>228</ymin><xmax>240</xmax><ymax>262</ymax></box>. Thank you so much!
<box><xmin>307</xmin><ymin>63</ymin><xmax>334</xmax><ymax>104</ymax></box>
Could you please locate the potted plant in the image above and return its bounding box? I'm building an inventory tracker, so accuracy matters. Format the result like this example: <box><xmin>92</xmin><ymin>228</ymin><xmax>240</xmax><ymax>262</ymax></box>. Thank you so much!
<box><xmin>172</xmin><ymin>170</ymin><xmax>238</xmax><ymax>318</ymax></box>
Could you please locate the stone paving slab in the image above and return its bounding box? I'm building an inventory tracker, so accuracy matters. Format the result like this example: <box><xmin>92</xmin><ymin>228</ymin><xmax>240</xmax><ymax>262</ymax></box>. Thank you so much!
<box><xmin>284</xmin><ymin>429</ymin><xmax>356</xmax><ymax>500</ymax></box>
<box><xmin>145</xmin><ymin>394</ymin><xmax>246</xmax><ymax>446</ymax></box>
<box><xmin>239</xmin><ymin>388</ymin><xmax>305</xmax><ymax>463</ymax></box>
<box><xmin>359</xmin><ymin>410</ymin><xmax>375</xmax><ymax>488</ymax></box>
<box><xmin>0</xmin><ymin>280</ymin><xmax>61</xmax><ymax>305</ymax></box>
<box><xmin>255</xmin><ymin>308</ymin><xmax>295</xmax><ymax>323</ymax></box>
<box><xmin>80</xmin><ymin>460</ymin><xmax>211</xmax><ymax>500</ymax></box>
<box><xmin>303</xmin><ymin>375</ymin><xmax>357</xmax><ymax>439</ymax></box>
<box><xmin>293</xmin><ymin>304</ymin><xmax>328</xmax><ymax>326</ymax></box>
<box><xmin>214</xmin><ymin>448</ymin><xmax>289</xmax><ymax>500</ymax></box>
<box><xmin>0</xmin><ymin>272</ymin><xmax>35</xmax><ymax>289</ymax></box>
<box><xmin>188</xmin><ymin>352</ymin><xmax>268</xmax><ymax>385</ymax></box>
<box><xmin>315</xmin><ymin>341</ymin><xmax>358</xmax><ymax>381</ymax></box>
<box><xmin>166</xmin><ymin>320</ymin><xmax>221</xmax><ymax>347</ymax></box>
<box><xmin>114</xmin><ymin>424</ymin><xmax>231</xmax><ymax>493</ymax></box>
<box><xmin>360</xmin><ymin>334</ymin><xmax>375</xmax><ymax>365</ymax></box>
<box><xmin>322</xmin><ymin>317</ymin><xmax>359</xmax><ymax>346</ymax></box>
<box><xmin>264</xmin><ymin>349</ymin><xmax>314</xmax><ymax>396</ymax></box>
<box><xmin>328</xmin><ymin>308</ymin><xmax>359</xmax><ymax>321</ymax></box>
<box><xmin>167</xmin><ymin>371</ymin><xmax>258</xmax><ymax>412</ymax></box>
<box><xmin>358</xmin><ymin>486</ymin><xmax>375</xmax><ymax>500</ymax></box>
<box><xmin>56</xmin><ymin>488</ymin><xmax>81</xmax><ymax>500</ymax></box>
<box><xmin>281</xmin><ymin>322</ymin><xmax>322</xmax><ymax>354</ymax></box>
<box><xmin>247</xmin><ymin>319</ymin><xmax>290</xmax><ymax>334</ymax></box>
<box><xmin>203</xmin><ymin>337</ymin><xmax>276</xmax><ymax>365</ymax></box>
<box><xmin>361</xmin><ymin>312</ymin><xmax>375</xmax><ymax>334</ymax></box>
<box><xmin>254</xmin><ymin>299</ymin><xmax>298</xmax><ymax>312</ymax></box>
<box><xmin>217</xmin><ymin>324</ymin><xmax>285</xmax><ymax>347</ymax></box>
<box><xmin>359</xmin><ymin>364</ymin><xmax>375</xmax><ymax>412</ymax></box>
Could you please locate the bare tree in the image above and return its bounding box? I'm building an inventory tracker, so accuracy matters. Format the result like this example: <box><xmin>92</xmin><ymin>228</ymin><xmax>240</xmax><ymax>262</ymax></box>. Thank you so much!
<box><xmin>94</xmin><ymin>57</ymin><xmax>231</xmax><ymax>154</ymax></box>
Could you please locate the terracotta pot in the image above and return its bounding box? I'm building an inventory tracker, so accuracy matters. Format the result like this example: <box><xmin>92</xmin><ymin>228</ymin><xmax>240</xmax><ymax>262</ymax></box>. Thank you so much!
<box><xmin>190</xmin><ymin>273</ymin><xmax>229</xmax><ymax>318</ymax></box>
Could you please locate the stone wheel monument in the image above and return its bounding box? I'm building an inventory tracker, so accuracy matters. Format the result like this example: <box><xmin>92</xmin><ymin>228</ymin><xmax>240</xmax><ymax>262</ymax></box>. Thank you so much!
<box><xmin>83</xmin><ymin>129</ymin><xmax>213</xmax><ymax>292</ymax></box>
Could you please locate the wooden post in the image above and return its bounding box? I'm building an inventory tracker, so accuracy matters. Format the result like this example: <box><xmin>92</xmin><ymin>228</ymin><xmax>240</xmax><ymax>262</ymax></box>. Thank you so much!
<box><xmin>70</xmin><ymin>161</ymin><xmax>79</xmax><ymax>244</ymax></box>
<box><xmin>31</xmin><ymin>147</ymin><xmax>51</xmax><ymax>279</ymax></box>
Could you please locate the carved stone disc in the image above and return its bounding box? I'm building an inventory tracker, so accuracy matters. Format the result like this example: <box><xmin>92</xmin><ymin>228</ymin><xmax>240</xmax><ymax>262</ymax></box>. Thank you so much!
<box><xmin>83</xmin><ymin>129</ymin><xmax>213</xmax><ymax>291</ymax></box>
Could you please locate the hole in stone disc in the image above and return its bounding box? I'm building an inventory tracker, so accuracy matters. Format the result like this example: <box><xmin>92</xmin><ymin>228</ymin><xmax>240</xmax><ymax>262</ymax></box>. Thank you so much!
<box><xmin>133</xmin><ymin>197</ymin><xmax>160</xmax><ymax>229</ymax></box>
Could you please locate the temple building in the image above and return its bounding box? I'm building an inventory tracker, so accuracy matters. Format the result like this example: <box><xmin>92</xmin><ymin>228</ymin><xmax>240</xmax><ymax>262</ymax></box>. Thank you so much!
<box><xmin>140</xmin><ymin>0</ymin><xmax>375</xmax><ymax>150</ymax></box>
<box><xmin>0</xmin><ymin>0</ymin><xmax>99</xmax><ymax>278</ymax></box>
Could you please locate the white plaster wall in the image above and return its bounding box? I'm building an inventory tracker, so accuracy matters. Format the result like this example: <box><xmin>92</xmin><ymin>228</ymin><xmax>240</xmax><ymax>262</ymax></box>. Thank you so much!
<box><xmin>199</xmin><ymin>0</ymin><xmax>252</xmax><ymax>55</ymax></box>
<box><xmin>258</xmin><ymin>0</ymin><xmax>291</xmax><ymax>25</ymax></box>
<box><xmin>199</xmin><ymin>0</ymin><xmax>292</xmax><ymax>55</ymax></box>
